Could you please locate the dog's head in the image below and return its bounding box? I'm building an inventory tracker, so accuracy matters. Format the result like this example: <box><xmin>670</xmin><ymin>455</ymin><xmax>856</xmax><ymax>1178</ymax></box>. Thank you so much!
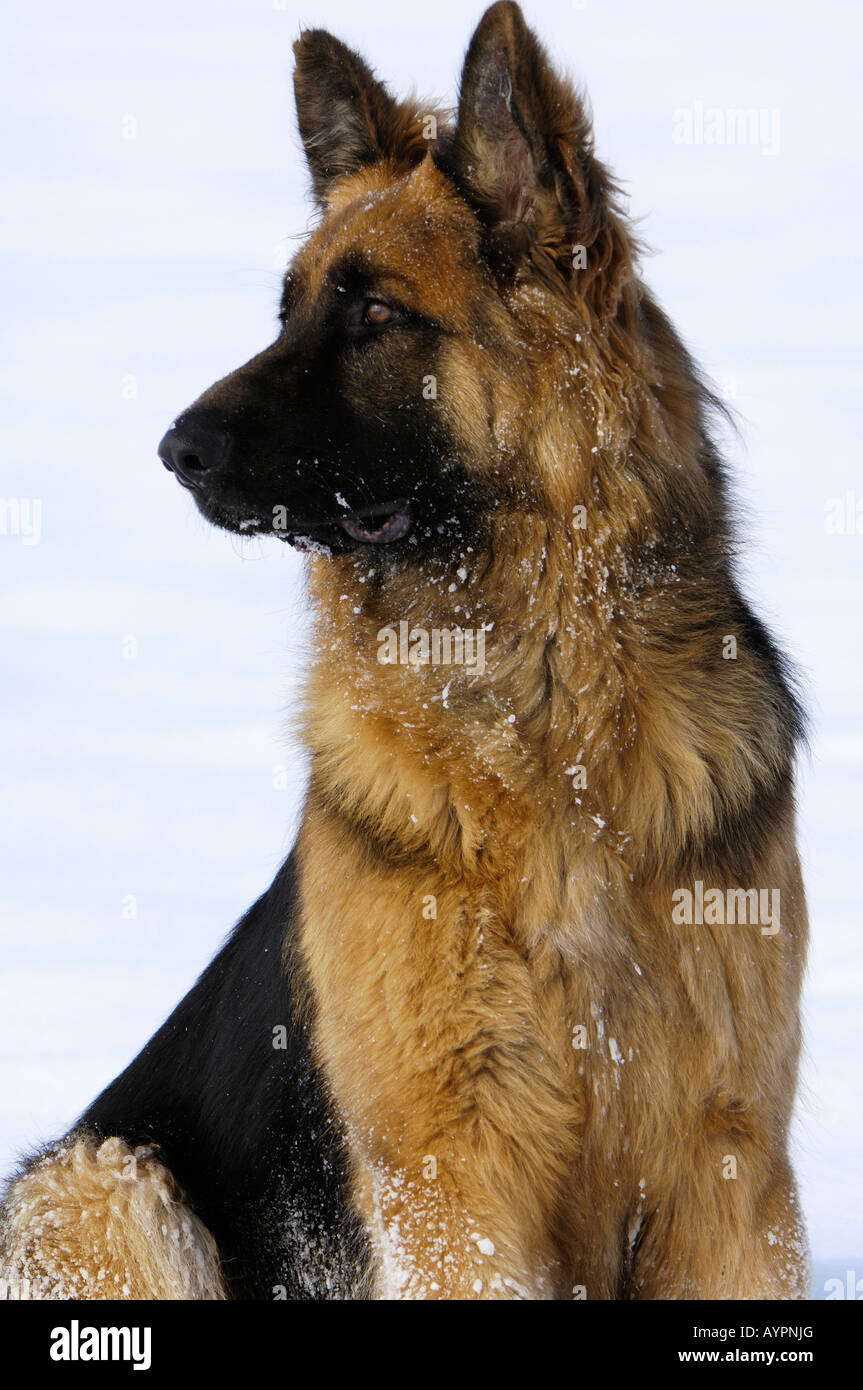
<box><xmin>159</xmin><ymin>1</ymin><xmax>643</xmax><ymax>559</ymax></box>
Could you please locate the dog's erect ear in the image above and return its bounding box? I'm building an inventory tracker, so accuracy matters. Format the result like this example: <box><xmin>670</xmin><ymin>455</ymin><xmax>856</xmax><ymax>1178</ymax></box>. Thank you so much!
<box><xmin>293</xmin><ymin>29</ymin><xmax>430</xmax><ymax>204</ymax></box>
<box><xmin>453</xmin><ymin>2</ymin><xmax>628</xmax><ymax>303</ymax></box>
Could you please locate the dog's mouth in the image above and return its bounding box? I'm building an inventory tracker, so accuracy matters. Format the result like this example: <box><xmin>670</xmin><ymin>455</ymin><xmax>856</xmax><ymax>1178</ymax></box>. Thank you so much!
<box><xmin>194</xmin><ymin>494</ymin><xmax>415</xmax><ymax>551</ymax></box>
<box><xmin>338</xmin><ymin>501</ymin><xmax>412</xmax><ymax>545</ymax></box>
<box><xmin>280</xmin><ymin>499</ymin><xmax>415</xmax><ymax>551</ymax></box>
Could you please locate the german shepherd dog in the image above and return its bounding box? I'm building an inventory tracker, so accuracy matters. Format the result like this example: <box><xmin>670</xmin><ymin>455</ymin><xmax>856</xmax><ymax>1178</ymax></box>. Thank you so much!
<box><xmin>1</xmin><ymin>3</ymin><xmax>809</xmax><ymax>1301</ymax></box>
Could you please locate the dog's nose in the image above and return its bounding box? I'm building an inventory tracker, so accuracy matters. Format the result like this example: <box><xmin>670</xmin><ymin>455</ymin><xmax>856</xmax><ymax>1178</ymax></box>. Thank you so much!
<box><xmin>158</xmin><ymin>417</ymin><xmax>231</xmax><ymax>490</ymax></box>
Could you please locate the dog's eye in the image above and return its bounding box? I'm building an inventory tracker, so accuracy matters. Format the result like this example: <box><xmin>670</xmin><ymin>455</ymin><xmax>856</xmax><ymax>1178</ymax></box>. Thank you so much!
<box><xmin>343</xmin><ymin>296</ymin><xmax>410</xmax><ymax>336</ymax></box>
<box><xmin>362</xmin><ymin>300</ymin><xmax>396</xmax><ymax>328</ymax></box>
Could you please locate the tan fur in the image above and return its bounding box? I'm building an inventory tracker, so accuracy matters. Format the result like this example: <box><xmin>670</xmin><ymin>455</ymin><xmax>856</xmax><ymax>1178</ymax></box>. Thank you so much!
<box><xmin>0</xmin><ymin>4</ymin><xmax>809</xmax><ymax>1301</ymax></box>
<box><xmin>288</xmin><ymin>146</ymin><xmax>809</xmax><ymax>1297</ymax></box>
<box><xmin>297</xmin><ymin>590</ymin><xmax>809</xmax><ymax>1298</ymax></box>
<box><xmin>0</xmin><ymin>1138</ymin><xmax>225</xmax><ymax>1300</ymax></box>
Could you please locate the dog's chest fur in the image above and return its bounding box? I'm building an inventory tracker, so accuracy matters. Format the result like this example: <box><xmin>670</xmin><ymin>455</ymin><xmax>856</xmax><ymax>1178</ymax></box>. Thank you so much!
<box><xmin>295</xmin><ymin>688</ymin><xmax>762</xmax><ymax>1254</ymax></box>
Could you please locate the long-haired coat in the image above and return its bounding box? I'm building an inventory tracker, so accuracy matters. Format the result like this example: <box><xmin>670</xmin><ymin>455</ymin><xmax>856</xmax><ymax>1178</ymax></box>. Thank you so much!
<box><xmin>1</xmin><ymin>3</ymin><xmax>809</xmax><ymax>1300</ymax></box>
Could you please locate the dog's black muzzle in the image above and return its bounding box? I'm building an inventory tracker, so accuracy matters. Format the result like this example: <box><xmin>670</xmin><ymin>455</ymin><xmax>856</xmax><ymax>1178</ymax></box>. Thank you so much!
<box><xmin>158</xmin><ymin>416</ymin><xmax>232</xmax><ymax>492</ymax></box>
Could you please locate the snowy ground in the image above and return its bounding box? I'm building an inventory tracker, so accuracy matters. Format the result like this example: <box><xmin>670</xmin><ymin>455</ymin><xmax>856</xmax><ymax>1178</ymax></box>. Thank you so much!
<box><xmin>1</xmin><ymin>0</ymin><xmax>860</xmax><ymax>1298</ymax></box>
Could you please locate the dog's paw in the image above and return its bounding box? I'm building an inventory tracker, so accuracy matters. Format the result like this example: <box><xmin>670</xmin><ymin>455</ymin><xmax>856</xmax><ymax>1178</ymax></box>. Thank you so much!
<box><xmin>0</xmin><ymin>1134</ymin><xmax>226</xmax><ymax>1300</ymax></box>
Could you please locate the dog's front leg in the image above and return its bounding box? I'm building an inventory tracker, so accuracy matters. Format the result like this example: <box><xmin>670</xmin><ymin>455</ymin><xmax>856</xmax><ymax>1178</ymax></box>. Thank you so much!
<box><xmin>629</xmin><ymin>1153</ymin><xmax>810</xmax><ymax>1301</ymax></box>
<box><xmin>297</xmin><ymin>808</ymin><xmax>573</xmax><ymax>1300</ymax></box>
<box><xmin>353</xmin><ymin>1149</ymin><xmax>561</xmax><ymax>1301</ymax></box>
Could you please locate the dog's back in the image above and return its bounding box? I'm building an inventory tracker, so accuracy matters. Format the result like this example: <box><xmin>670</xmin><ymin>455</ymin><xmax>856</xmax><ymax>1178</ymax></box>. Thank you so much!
<box><xmin>1</xmin><ymin>857</ymin><xmax>369</xmax><ymax>1299</ymax></box>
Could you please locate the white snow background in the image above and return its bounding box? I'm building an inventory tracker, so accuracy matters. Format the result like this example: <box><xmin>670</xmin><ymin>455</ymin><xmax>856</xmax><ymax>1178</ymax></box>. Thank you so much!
<box><xmin>1</xmin><ymin>0</ymin><xmax>860</xmax><ymax>1298</ymax></box>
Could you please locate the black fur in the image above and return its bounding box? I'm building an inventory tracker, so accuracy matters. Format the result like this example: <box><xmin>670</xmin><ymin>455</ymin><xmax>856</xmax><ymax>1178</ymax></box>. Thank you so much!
<box><xmin>158</xmin><ymin>272</ymin><xmax>479</xmax><ymax>559</ymax></box>
<box><xmin>78</xmin><ymin>853</ymin><xmax>369</xmax><ymax>1299</ymax></box>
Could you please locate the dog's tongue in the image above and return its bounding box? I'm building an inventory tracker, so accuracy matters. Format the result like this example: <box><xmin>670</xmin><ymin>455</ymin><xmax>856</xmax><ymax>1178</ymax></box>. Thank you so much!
<box><xmin>340</xmin><ymin>507</ymin><xmax>412</xmax><ymax>544</ymax></box>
